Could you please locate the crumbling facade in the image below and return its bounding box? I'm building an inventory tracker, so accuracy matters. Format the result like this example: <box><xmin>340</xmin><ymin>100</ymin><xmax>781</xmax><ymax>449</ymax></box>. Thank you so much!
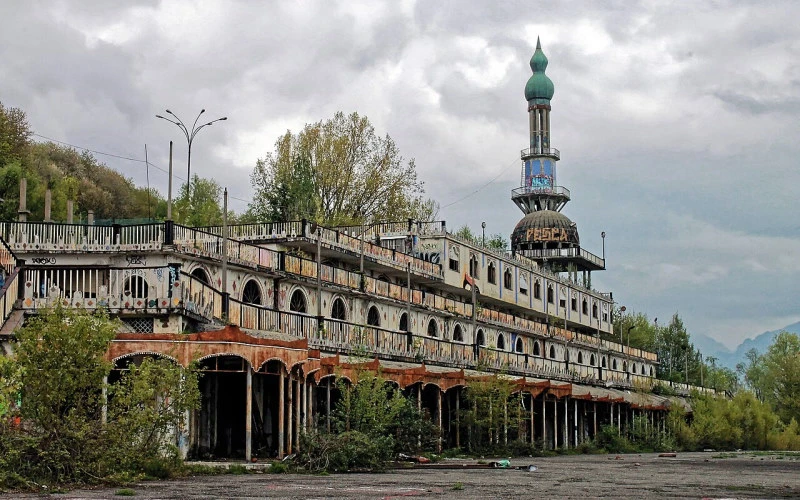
<box><xmin>0</xmin><ymin>40</ymin><xmax>704</xmax><ymax>461</ymax></box>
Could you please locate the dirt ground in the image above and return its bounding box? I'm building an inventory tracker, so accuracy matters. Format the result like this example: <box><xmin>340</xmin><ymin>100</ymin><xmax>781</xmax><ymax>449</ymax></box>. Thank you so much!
<box><xmin>10</xmin><ymin>451</ymin><xmax>800</xmax><ymax>499</ymax></box>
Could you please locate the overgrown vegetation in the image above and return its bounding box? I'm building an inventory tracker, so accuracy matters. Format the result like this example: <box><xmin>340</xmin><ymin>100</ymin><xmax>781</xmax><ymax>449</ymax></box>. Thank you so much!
<box><xmin>0</xmin><ymin>307</ymin><xmax>200</xmax><ymax>491</ymax></box>
<box><xmin>295</xmin><ymin>369</ymin><xmax>438</xmax><ymax>473</ymax></box>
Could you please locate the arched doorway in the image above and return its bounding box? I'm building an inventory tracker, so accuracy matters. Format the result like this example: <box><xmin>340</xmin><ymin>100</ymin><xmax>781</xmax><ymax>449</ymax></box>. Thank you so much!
<box><xmin>242</xmin><ymin>279</ymin><xmax>262</xmax><ymax>305</ymax></box>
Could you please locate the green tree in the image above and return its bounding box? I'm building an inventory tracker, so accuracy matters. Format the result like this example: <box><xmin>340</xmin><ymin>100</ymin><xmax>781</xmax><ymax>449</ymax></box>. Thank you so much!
<box><xmin>174</xmin><ymin>175</ymin><xmax>226</xmax><ymax>227</ymax></box>
<box><xmin>0</xmin><ymin>101</ymin><xmax>31</xmax><ymax>168</ymax></box>
<box><xmin>743</xmin><ymin>332</ymin><xmax>800</xmax><ymax>424</ymax></box>
<box><xmin>0</xmin><ymin>307</ymin><xmax>200</xmax><ymax>487</ymax></box>
<box><xmin>249</xmin><ymin>111</ymin><xmax>437</xmax><ymax>225</ymax></box>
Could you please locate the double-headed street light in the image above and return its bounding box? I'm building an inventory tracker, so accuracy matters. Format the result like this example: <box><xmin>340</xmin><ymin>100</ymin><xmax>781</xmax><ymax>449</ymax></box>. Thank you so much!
<box><xmin>155</xmin><ymin>109</ymin><xmax>227</xmax><ymax>192</ymax></box>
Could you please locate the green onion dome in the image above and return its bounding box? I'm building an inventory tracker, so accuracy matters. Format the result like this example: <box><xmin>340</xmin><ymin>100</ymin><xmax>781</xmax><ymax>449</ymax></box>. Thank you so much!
<box><xmin>524</xmin><ymin>37</ymin><xmax>554</xmax><ymax>104</ymax></box>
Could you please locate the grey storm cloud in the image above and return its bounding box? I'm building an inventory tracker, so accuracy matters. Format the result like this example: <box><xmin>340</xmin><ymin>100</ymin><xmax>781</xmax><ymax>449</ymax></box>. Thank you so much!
<box><xmin>1</xmin><ymin>0</ymin><xmax>799</xmax><ymax>349</ymax></box>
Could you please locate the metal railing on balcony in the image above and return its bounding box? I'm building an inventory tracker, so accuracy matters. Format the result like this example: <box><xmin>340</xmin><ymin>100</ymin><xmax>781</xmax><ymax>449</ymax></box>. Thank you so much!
<box><xmin>511</xmin><ymin>185</ymin><xmax>571</xmax><ymax>199</ymax></box>
<box><xmin>520</xmin><ymin>146</ymin><xmax>560</xmax><ymax>159</ymax></box>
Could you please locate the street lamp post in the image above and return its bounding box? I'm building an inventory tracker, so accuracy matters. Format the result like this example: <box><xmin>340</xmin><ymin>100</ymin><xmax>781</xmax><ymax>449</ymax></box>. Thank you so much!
<box><xmin>601</xmin><ymin>231</ymin><xmax>606</xmax><ymax>261</ymax></box>
<box><xmin>481</xmin><ymin>221</ymin><xmax>486</xmax><ymax>247</ymax></box>
<box><xmin>156</xmin><ymin>109</ymin><xmax>227</xmax><ymax>192</ymax></box>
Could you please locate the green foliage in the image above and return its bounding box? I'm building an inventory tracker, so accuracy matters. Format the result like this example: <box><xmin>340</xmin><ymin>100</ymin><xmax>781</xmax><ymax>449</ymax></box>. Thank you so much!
<box><xmin>248</xmin><ymin>111</ymin><xmax>437</xmax><ymax>225</ymax></box>
<box><xmin>267</xmin><ymin>462</ymin><xmax>287</xmax><ymax>474</ymax></box>
<box><xmin>298</xmin><ymin>430</ymin><xmax>393</xmax><ymax>472</ymax></box>
<box><xmin>115</xmin><ymin>488</ymin><xmax>136</xmax><ymax>496</ymax></box>
<box><xmin>173</xmin><ymin>175</ymin><xmax>227</xmax><ymax>227</ymax></box>
<box><xmin>740</xmin><ymin>332</ymin><xmax>800</xmax><ymax>425</ymax></box>
<box><xmin>462</xmin><ymin>375</ymin><xmax>522</xmax><ymax>454</ymax></box>
<box><xmin>0</xmin><ymin>307</ymin><xmax>200</xmax><ymax>489</ymax></box>
<box><xmin>0</xmin><ymin>101</ymin><xmax>31</xmax><ymax>168</ymax></box>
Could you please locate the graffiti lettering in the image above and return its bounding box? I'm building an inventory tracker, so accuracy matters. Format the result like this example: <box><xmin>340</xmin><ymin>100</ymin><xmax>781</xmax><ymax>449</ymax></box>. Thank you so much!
<box><xmin>415</xmin><ymin>241</ymin><xmax>442</xmax><ymax>264</ymax></box>
<box><xmin>31</xmin><ymin>257</ymin><xmax>56</xmax><ymax>265</ymax></box>
<box><xmin>126</xmin><ymin>255</ymin><xmax>146</xmax><ymax>266</ymax></box>
<box><xmin>525</xmin><ymin>227</ymin><xmax>571</xmax><ymax>242</ymax></box>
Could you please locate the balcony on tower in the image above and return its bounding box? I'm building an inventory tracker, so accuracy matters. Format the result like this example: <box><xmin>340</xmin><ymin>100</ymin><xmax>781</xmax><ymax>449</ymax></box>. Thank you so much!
<box><xmin>521</xmin><ymin>146</ymin><xmax>560</xmax><ymax>161</ymax></box>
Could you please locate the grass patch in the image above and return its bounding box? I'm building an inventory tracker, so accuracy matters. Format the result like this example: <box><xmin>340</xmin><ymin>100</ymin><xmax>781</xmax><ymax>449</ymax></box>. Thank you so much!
<box><xmin>227</xmin><ymin>464</ymin><xmax>249</xmax><ymax>475</ymax></box>
<box><xmin>115</xmin><ymin>488</ymin><xmax>136</xmax><ymax>496</ymax></box>
<box><xmin>452</xmin><ymin>482</ymin><xmax>464</xmax><ymax>491</ymax></box>
<box><xmin>268</xmin><ymin>462</ymin><xmax>288</xmax><ymax>474</ymax></box>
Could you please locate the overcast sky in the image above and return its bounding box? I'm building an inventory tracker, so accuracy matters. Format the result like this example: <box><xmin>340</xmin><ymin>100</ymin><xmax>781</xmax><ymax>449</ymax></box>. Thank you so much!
<box><xmin>1</xmin><ymin>0</ymin><xmax>798</xmax><ymax>349</ymax></box>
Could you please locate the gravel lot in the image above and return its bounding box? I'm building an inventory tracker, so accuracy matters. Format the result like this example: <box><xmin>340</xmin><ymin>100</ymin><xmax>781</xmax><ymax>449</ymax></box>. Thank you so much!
<box><xmin>9</xmin><ymin>451</ymin><xmax>800</xmax><ymax>499</ymax></box>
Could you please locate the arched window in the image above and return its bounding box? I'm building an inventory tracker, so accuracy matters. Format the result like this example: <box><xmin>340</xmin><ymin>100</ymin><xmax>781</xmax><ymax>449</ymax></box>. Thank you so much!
<box><xmin>515</xmin><ymin>337</ymin><xmax>524</xmax><ymax>353</ymax></box>
<box><xmin>641</xmin><ymin>364</ymin><xmax>646</xmax><ymax>375</ymax></box>
<box><xmin>242</xmin><ymin>279</ymin><xmax>261</xmax><ymax>305</ymax></box>
<box><xmin>533</xmin><ymin>341</ymin><xmax>541</xmax><ymax>356</ymax></box>
<box><xmin>448</xmin><ymin>245</ymin><xmax>460</xmax><ymax>272</ymax></box>
<box><xmin>497</xmin><ymin>334</ymin><xmax>505</xmax><ymax>350</ymax></box>
<box><xmin>602</xmin><ymin>357</ymin><xmax>607</xmax><ymax>368</ymax></box>
<box><xmin>547</xmin><ymin>285</ymin><xmax>554</xmax><ymax>304</ymax></box>
<box><xmin>549</xmin><ymin>345</ymin><xmax>556</xmax><ymax>359</ymax></box>
<box><xmin>469</xmin><ymin>254</ymin><xmax>479</xmax><ymax>279</ymax></box>
<box><xmin>612</xmin><ymin>359</ymin><xmax>618</xmax><ymax>370</ymax></box>
<box><xmin>191</xmin><ymin>267</ymin><xmax>210</xmax><ymax>285</ymax></box>
<box><xmin>649</xmin><ymin>367</ymin><xmax>654</xmax><ymax>377</ymax></box>
<box><xmin>534</xmin><ymin>281</ymin><xmax>541</xmax><ymax>299</ymax></box>
<box><xmin>571</xmin><ymin>296</ymin><xmax>577</xmax><ymax>311</ymax></box>
<box><xmin>623</xmin><ymin>361</ymin><xmax>628</xmax><ymax>373</ymax></box>
<box><xmin>453</xmin><ymin>324</ymin><xmax>463</xmax><ymax>342</ymax></box>
<box><xmin>367</xmin><ymin>305</ymin><xmax>380</xmax><ymax>327</ymax></box>
<box><xmin>289</xmin><ymin>289</ymin><xmax>307</xmax><ymax>313</ymax></box>
<box><xmin>399</xmin><ymin>312</ymin><xmax>409</xmax><ymax>332</ymax></box>
<box><xmin>582</xmin><ymin>299</ymin><xmax>588</xmax><ymax>315</ymax></box>
<box><xmin>124</xmin><ymin>276</ymin><xmax>149</xmax><ymax>298</ymax></box>
<box><xmin>503</xmin><ymin>268</ymin><xmax>513</xmax><ymax>290</ymax></box>
<box><xmin>331</xmin><ymin>298</ymin><xmax>347</xmax><ymax>320</ymax></box>
<box><xmin>519</xmin><ymin>275</ymin><xmax>528</xmax><ymax>296</ymax></box>
<box><xmin>590</xmin><ymin>354</ymin><xmax>596</xmax><ymax>366</ymax></box>
<box><xmin>427</xmin><ymin>318</ymin><xmax>438</xmax><ymax>337</ymax></box>
<box><xmin>565</xmin><ymin>350</ymin><xmax>570</xmax><ymax>362</ymax></box>
<box><xmin>476</xmin><ymin>329</ymin><xmax>485</xmax><ymax>346</ymax></box>
<box><xmin>577</xmin><ymin>352</ymin><xmax>583</xmax><ymax>364</ymax></box>
<box><xmin>487</xmin><ymin>262</ymin><xmax>497</xmax><ymax>284</ymax></box>
<box><xmin>592</xmin><ymin>303</ymin><xmax>598</xmax><ymax>319</ymax></box>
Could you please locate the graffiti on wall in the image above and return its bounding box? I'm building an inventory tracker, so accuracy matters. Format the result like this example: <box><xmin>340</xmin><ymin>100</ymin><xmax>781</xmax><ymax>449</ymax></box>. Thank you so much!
<box><xmin>415</xmin><ymin>240</ymin><xmax>442</xmax><ymax>265</ymax></box>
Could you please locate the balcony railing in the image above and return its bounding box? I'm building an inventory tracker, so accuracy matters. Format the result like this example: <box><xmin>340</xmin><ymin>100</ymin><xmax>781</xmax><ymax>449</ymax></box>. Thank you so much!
<box><xmin>511</xmin><ymin>185</ymin><xmax>571</xmax><ymax>199</ymax></box>
<box><xmin>520</xmin><ymin>147</ymin><xmax>560</xmax><ymax>160</ymax></box>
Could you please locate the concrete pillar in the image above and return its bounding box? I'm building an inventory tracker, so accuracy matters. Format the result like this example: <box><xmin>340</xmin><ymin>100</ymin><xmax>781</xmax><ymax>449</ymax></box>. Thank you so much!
<box><xmin>87</xmin><ymin>210</ymin><xmax>94</xmax><ymax>225</ymax></box>
<box><xmin>437</xmin><ymin>389</ymin><xmax>443</xmax><ymax>452</ymax></box>
<box><xmin>541</xmin><ymin>394</ymin><xmax>547</xmax><ymax>449</ymax></box>
<box><xmin>44</xmin><ymin>189</ymin><xmax>52</xmax><ymax>222</ymax></box>
<box><xmin>455</xmin><ymin>389</ymin><xmax>461</xmax><ymax>449</ymax></box>
<box><xmin>553</xmin><ymin>397</ymin><xmax>558</xmax><ymax>449</ymax></box>
<box><xmin>617</xmin><ymin>403</ymin><xmax>621</xmax><ymax>434</ymax></box>
<box><xmin>245</xmin><ymin>368</ymin><xmax>252</xmax><ymax>461</ymax></box>
<box><xmin>17</xmin><ymin>177</ymin><xmax>29</xmax><ymax>222</ymax></box>
<box><xmin>574</xmin><ymin>398</ymin><xmax>578</xmax><ymax>446</ymax></box>
<box><xmin>66</xmin><ymin>199</ymin><xmax>74</xmax><ymax>224</ymax></box>
<box><xmin>294</xmin><ymin>378</ymin><xmax>301</xmax><ymax>452</ymax></box>
<box><xmin>287</xmin><ymin>376</ymin><xmax>294</xmax><ymax>454</ymax></box>
<box><xmin>563</xmin><ymin>397</ymin><xmax>568</xmax><ymax>449</ymax></box>
<box><xmin>326</xmin><ymin>378</ymin><xmax>332</xmax><ymax>433</ymax></box>
<box><xmin>593</xmin><ymin>401</ymin><xmax>598</xmax><ymax>438</ymax></box>
<box><xmin>278</xmin><ymin>370</ymin><xmax>285</xmax><ymax>458</ymax></box>
<box><xmin>529</xmin><ymin>392</ymin><xmax>535</xmax><ymax>444</ymax></box>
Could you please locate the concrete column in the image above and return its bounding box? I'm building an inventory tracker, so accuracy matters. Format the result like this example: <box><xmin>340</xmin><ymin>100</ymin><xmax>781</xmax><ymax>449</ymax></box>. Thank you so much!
<box><xmin>529</xmin><ymin>392</ymin><xmax>535</xmax><ymax>444</ymax></box>
<box><xmin>455</xmin><ymin>389</ymin><xmax>461</xmax><ymax>449</ymax></box>
<box><xmin>563</xmin><ymin>397</ymin><xmax>568</xmax><ymax>449</ymax></box>
<box><xmin>287</xmin><ymin>376</ymin><xmax>294</xmax><ymax>454</ymax></box>
<box><xmin>87</xmin><ymin>210</ymin><xmax>94</xmax><ymax>225</ymax></box>
<box><xmin>44</xmin><ymin>189</ymin><xmax>52</xmax><ymax>222</ymax></box>
<box><xmin>573</xmin><ymin>398</ymin><xmax>578</xmax><ymax>446</ymax></box>
<box><xmin>437</xmin><ymin>389</ymin><xmax>443</xmax><ymax>452</ymax></box>
<box><xmin>278</xmin><ymin>370</ymin><xmax>285</xmax><ymax>458</ymax></box>
<box><xmin>66</xmin><ymin>199</ymin><xmax>74</xmax><ymax>224</ymax></box>
<box><xmin>610</xmin><ymin>402</ymin><xmax>614</xmax><ymax>428</ymax></box>
<box><xmin>553</xmin><ymin>397</ymin><xmax>558</xmax><ymax>449</ymax></box>
<box><xmin>593</xmin><ymin>402</ymin><xmax>598</xmax><ymax>438</ymax></box>
<box><xmin>541</xmin><ymin>394</ymin><xmax>547</xmax><ymax>449</ymax></box>
<box><xmin>294</xmin><ymin>378</ymin><xmax>301</xmax><ymax>452</ymax></box>
<box><xmin>326</xmin><ymin>378</ymin><xmax>332</xmax><ymax>433</ymax></box>
<box><xmin>617</xmin><ymin>403</ymin><xmax>621</xmax><ymax>434</ymax></box>
<box><xmin>17</xmin><ymin>177</ymin><xmax>29</xmax><ymax>222</ymax></box>
<box><xmin>245</xmin><ymin>368</ymin><xmax>252</xmax><ymax>461</ymax></box>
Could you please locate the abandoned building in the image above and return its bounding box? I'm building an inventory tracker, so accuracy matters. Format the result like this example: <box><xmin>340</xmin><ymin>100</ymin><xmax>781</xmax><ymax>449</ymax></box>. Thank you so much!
<box><xmin>0</xmin><ymin>39</ymin><xmax>705</xmax><ymax>461</ymax></box>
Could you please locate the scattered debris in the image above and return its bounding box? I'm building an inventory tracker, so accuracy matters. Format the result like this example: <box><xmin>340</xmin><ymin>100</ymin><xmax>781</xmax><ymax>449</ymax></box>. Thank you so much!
<box><xmin>658</xmin><ymin>453</ymin><xmax>677</xmax><ymax>458</ymax></box>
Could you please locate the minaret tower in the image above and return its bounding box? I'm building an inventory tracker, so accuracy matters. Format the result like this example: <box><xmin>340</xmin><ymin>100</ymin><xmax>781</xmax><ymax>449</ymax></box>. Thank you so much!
<box><xmin>511</xmin><ymin>38</ymin><xmax>605</xmax><ymax>281</ymax></box>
